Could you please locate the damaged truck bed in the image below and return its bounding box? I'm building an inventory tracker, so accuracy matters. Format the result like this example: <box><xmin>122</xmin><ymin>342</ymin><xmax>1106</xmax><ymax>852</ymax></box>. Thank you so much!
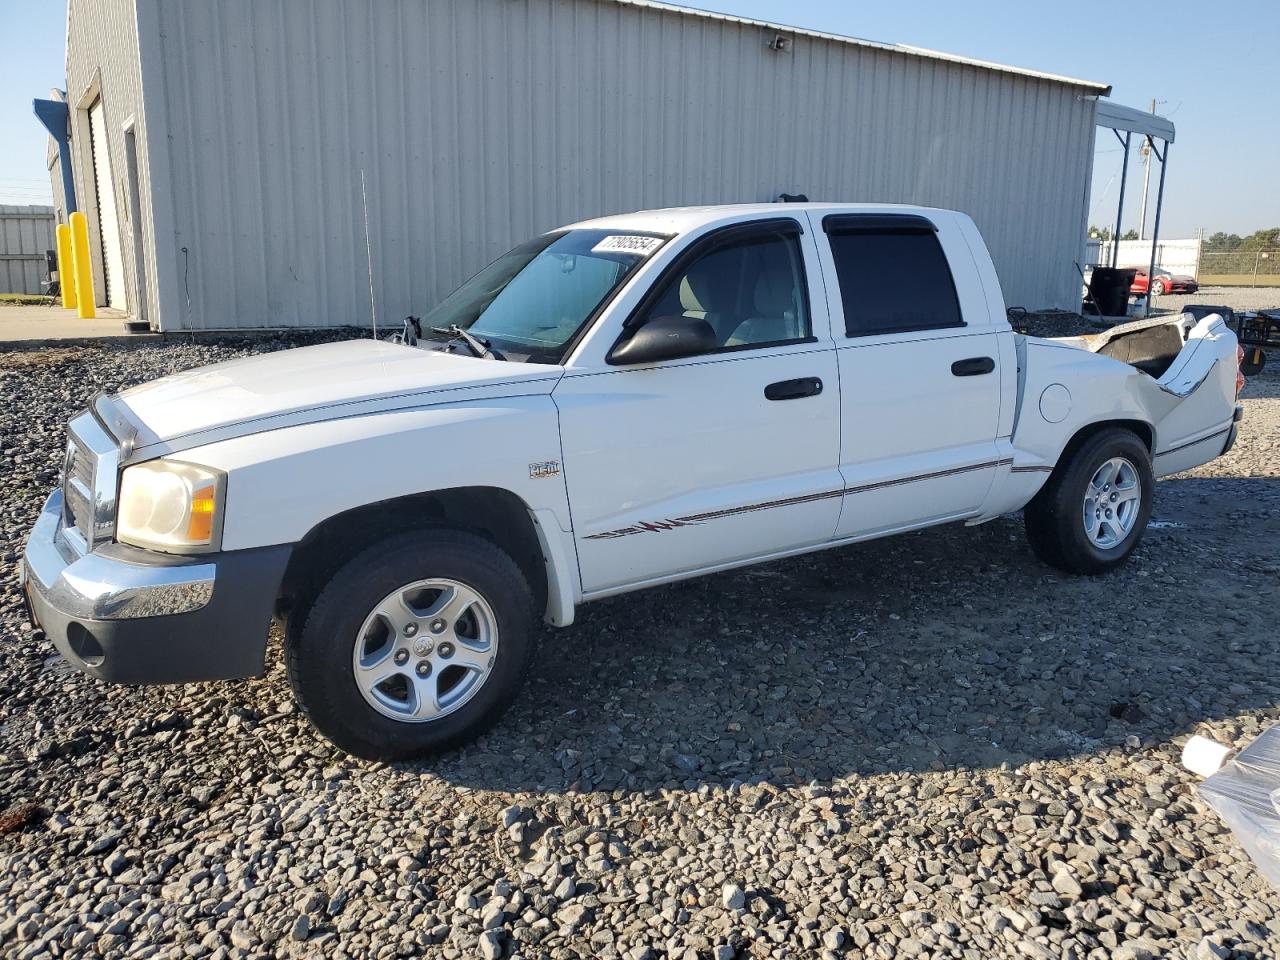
<box><xmin>1003</xmin><ymin>313</ymin><xmax>1243</xmax><ymax>493</ymax></box>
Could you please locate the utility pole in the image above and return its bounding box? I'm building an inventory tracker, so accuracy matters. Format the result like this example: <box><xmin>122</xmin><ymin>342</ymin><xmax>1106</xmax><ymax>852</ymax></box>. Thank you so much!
<box><xmin>1137</xmin><ymin>98</ymin><xmax>1163</xmax><ymax>240</ymax></box>
<box><xmin>1137</xmin><ymin>100</ymin><xmax>1154</xmax><ymax>239</ymax></box>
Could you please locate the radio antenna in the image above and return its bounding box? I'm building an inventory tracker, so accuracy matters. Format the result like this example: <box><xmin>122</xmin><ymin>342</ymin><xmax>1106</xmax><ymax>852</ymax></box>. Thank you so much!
<box><xmin>361</xmin><ymin>168</ymin><xmax>378</xmax><ymax>339</ymax></box>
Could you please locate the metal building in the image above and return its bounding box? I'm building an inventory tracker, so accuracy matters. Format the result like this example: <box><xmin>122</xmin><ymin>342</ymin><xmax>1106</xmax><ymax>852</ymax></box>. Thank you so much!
<box><xmin>40</xmin><ymin>0</ymin><xmax>1162</xmax><ymax>331</ymax></box>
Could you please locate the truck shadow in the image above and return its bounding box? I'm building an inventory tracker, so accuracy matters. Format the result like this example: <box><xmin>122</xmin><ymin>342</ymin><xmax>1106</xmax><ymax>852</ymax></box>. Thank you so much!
<box><xmin>1239</xmin><ymin>366</ymin><xmax>1279</xmax><ymax>400</ymax></box>
<box><xmin>419</xmin><ymin>474</ymin><xmax>1280</xmax><ymax>793</ymax></box>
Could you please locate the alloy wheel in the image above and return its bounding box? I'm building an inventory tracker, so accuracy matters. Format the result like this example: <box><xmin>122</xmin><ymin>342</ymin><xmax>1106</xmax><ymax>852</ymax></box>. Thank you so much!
<box><xmin>352</xmin><ymin>578</ymin><xmax>498</xmax><ymax>722</ymax></box>
<box><xmin>1082</xmin><ymin>457</ymin><xmax>1142</xmax><ymax>549</ymax></box>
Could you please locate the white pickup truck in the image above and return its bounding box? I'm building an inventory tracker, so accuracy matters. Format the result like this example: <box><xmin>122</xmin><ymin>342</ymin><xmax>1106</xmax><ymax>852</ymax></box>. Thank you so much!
<box><xmin>22</xmin><ymin>204</ymin><xmax>1244</xmax><ymax>760</ymax></box>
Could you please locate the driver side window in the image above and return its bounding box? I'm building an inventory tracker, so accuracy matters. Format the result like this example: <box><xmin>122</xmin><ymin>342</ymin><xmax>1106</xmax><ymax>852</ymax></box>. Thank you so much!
<box><xmin>631</xmin><ymin>225</ymin><xmax>811</xmax><ymax>352</ymax></box>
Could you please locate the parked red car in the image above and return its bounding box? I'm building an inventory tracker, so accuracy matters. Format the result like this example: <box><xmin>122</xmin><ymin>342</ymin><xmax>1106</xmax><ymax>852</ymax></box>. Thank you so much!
<box><xmin>1130</xmin><ymin>269</ymin><xmax>1198</xmax><ymax>296</ymax></box>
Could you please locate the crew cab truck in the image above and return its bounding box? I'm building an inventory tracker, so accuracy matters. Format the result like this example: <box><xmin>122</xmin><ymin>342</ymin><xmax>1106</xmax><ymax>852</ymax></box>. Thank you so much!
<box><xmin>21</xmin><ymin>204</ymin><xmax>1244</xmax><ymax>761</ymax></box>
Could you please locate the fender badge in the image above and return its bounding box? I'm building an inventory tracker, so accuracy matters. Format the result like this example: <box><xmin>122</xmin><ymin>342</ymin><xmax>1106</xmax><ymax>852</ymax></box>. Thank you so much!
<box><xmin>529</xmin><ymin>460</ymin><xmax>561</xmax><ymax>480</ymax></box>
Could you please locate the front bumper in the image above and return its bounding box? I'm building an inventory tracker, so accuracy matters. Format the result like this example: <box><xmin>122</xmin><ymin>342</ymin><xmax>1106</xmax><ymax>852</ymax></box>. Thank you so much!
<box><xmin>21</xmin><ymin>488</ymin><xmax>291</xmax><ymax>684</ymax></box>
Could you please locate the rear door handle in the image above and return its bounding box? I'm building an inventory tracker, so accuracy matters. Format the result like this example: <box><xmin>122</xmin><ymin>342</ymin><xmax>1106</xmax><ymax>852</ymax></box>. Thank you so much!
<box><xmin>764</xmin><ymin>377</ymin><xmax>823</xmax><ymax>401</ymax></box>
<box><xmin>951</xmin><ymin>356</ymin><xmax>995</xmax><ymax>377</ymax></box>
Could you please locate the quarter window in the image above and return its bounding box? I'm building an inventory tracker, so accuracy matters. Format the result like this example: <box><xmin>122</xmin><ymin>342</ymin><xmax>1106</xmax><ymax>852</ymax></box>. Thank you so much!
<box><xmin>629</xmin><ymin>225</ymin><xmax>811</xmax><ymax>351</ymax></box>
<box><xmin>826</xmin><ymin>224</ymin><xmax>963</xmax><ymax>337</ymax></box>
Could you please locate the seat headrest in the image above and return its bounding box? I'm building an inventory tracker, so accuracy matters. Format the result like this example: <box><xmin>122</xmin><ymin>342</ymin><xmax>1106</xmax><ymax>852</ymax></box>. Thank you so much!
<box><xmin>754</xmin><ymin>266</ymin><xmax>796</xmax><ymax>317</ymax></box>
<box><xmin>679</xmin><ymin>254</ymin><xmax>735</xmax><ymax>315</ymax></box>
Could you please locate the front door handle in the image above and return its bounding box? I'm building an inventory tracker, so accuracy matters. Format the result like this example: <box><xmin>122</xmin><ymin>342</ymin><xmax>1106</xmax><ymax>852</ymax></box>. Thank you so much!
<box><xmin>951</xmin><ymin>356</ymin><xmax>995</xmax><ymax>377</ymax></box>
<box><xmin>764</xmin><ymin>377</ymin><xmax>824</xmax><ymax>401</ymax></box>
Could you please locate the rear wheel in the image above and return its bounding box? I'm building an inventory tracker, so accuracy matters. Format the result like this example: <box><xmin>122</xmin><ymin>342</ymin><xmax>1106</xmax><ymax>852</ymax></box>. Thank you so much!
<box><xmin>1150</xmin><ymin>278</ymin><xmax>1166</xmax><ymax>296</ymax></box>
<box><xmin>286</xmin><ymin>528</ymin><xmax>536</xmax><ymax>761</ymax></box>
<box><xmin>1024</xmin><ymin>428</ymin><xmax>1154</xmax><ymax>574</ymax></box>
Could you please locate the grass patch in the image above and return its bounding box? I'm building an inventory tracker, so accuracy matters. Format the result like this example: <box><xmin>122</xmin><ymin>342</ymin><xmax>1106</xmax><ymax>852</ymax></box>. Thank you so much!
<box><xmin>1199</xmin><ymin>275</ymin><xmax>1280</xmax><ymax>287</ymax></box>
<box><xmin>0</xmin><ymin>347</ymin><xmax>89</xmax><ymax>371</ymax></box>
<box><xmin>0</xmin><ymin>293</ymin><xmax>55</xmax><ymax>305</ymax></box>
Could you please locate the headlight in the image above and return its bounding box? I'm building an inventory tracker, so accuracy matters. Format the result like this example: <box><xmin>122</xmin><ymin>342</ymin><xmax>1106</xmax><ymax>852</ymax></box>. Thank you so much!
<box><xmin>116</xmin><ymin>460</ymin><xmax>226</xmax><ymax>553</ymax></box>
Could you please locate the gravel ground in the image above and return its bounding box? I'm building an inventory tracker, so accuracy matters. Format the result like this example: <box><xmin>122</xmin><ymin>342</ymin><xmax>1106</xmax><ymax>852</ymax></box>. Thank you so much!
<box><xmin>1154</xmin><ymin>287</ymin><xmax>1280</xmax><ymax>316</ymax></box>
<box><xmin>1</xmin><ymin>334</ymin><xmax>1278</xmax><ymax>960</ymax></box>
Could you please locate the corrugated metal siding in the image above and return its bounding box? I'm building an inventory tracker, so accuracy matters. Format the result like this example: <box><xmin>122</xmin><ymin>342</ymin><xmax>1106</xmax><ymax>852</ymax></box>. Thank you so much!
<box><xmin>139</xmin><ymin>0</ymin><xmax>1096</xmax><ymax>329</ymax></box>
<box><xmin>63</xmin><ymin>0</ymin><xmax>158</xmax><ymax>321</ymax></box>
<box><xmin>612</xmin><ymin>0</ymin><xmax>1110</xmax><ymax>94</ymax></box>
<box><xmin>0</xmin><ymin>206</ymin><xmax>56</xmax><ymax>295</ymax></box>
<box><xmin>47</xmin><ymin>152</ymin><xmax>67</xmax><ymax>228</ymax></box>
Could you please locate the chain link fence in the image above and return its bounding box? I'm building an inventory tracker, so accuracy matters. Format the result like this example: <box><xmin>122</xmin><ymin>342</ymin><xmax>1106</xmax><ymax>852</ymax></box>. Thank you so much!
<box><xmin>1199</xmin><ymin>249</ymin><xmax>1280</xmax><ymax>286</ymax></box>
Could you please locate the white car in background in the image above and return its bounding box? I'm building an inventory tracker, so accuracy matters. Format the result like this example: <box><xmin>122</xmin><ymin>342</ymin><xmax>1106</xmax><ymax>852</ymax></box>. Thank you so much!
<box><xmin>23</xmin><ymin>203</ymin><xmax>1244</xmax><ymax>760</ymax></box>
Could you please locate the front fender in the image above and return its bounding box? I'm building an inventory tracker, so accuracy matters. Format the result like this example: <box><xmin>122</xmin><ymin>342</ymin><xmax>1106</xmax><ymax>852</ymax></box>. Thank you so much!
<box><xmin>186</xmin><ymin>396</ymin><xmax>569</xmax><ymax>546</ymax></box>
<box><xmin>179</xmin><ymin>397</ymin><xmax>578</xmax><ymax>620</ymax></box>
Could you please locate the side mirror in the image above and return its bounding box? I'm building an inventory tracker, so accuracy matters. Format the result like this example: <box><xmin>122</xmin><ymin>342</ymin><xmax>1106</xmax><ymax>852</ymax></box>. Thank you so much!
<box><xmin>608</xmin><ymin>315</ymin><xmax>718</xmax><ymax>365</ymax></box>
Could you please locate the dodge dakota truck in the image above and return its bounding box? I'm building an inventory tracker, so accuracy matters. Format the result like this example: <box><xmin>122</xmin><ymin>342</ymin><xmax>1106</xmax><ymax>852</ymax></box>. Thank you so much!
<box><xmin>21</xmin><ymin>204</ymin><xmax>1244</xmax><ymax>760</ymax></box>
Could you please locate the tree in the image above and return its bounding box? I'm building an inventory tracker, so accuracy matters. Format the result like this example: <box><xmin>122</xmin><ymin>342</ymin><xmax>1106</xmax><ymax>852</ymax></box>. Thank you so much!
<box><xmin>1206</xmin><ymin>232</ymin><xmax>1243</xmax><ymax>251</ymax></box>
<box><xmin>1205</xmin><ymin>229</ymin><xmax>1279</xmax><ymax>252</ymax></box>
<box><xmin>1240</xmin><ymin>228</ymin><xmax>1280</xmax><ymax>251</ymax></box>
<box><xmin>1088</xmin><ymin>226</ymin><xmax>1140</xmax><ymax>242</ymax></box>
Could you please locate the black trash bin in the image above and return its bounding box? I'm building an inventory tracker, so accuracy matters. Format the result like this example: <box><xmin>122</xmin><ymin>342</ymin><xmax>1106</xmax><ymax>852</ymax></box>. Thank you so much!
<box><xmin>1088</xmin><ymin>267</ymin><xmax>1137</xmax><ymax>317</ymax></box>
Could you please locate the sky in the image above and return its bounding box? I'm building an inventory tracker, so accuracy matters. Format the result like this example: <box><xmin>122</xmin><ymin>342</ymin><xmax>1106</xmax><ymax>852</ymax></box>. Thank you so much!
<box><xmin>2</xmin><ymin>0</ymin><xmax>1276</xmax><ymax>238</ymax></box>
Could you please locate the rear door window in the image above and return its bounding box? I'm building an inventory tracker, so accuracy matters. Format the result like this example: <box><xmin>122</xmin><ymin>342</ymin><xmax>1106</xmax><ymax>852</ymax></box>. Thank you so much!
<box><xmin>824</xmin><ymin>217</ymin><xmax>964</xmax><ymax>337</ymax></box>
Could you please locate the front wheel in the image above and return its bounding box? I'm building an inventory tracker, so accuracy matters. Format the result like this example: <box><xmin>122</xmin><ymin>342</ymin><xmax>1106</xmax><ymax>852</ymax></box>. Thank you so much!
<box><xmin>1024</xmin><ymin>428</ymin><xmax>1154</xmax><ymax>574</ymax></box>
<box><xmin>286</xmin><ymin>528</ymin><xmax>536</xmax><ymax>761</ymax></box>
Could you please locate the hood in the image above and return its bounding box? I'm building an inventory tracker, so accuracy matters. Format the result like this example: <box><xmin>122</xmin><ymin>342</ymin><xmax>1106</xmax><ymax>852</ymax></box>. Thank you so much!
<box><xmin>114</xmin><ymin>339</ymin><xmax>562</xmax><ymax>453</ymax></box>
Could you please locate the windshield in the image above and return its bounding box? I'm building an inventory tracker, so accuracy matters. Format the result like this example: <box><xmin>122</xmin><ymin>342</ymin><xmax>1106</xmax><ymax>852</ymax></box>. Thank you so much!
<box><xmin>421</xmin><ymin>229</ymin><xmax>669</xmax><ymax>363</ymax></box>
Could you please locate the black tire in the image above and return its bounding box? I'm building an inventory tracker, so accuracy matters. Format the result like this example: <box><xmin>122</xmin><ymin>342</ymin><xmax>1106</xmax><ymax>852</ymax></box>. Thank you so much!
<box><xmin>1024</xmin><ymin>428</ymin><xmax>1154</xmax><ymax>575</ymax></box>
<box><xmin>286</xmin><ymin>528</ymin><xmax>536</xmax><ymax>761</ymax></box>
<box><xmin>1150</xmin><ymin>279</ymin><xmax>1165</xmax><ymax>296</ymax></box>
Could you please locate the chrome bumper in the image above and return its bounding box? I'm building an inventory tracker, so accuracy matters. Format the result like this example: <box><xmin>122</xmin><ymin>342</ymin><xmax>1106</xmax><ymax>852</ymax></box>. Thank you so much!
<box><xmin>22</xmin><ymin>488</ymin><xmax>215</xmax><ymax>621</ymax></box>
<box><xmin>21</xmin><ymin>487</ymin><xmax>292</xmax><ymax>685</ymax></box>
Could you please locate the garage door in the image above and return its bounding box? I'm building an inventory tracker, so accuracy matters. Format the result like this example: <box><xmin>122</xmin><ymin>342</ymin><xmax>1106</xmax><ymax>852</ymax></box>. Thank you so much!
<box><xmin>88</xmin><ymin>99</ymin><xmax>126</xmax><ymax>311</ymax></box>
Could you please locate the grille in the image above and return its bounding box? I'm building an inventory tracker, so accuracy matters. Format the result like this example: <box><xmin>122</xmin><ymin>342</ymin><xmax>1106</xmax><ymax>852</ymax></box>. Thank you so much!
<box><xmin>63</xmin><ymin>436</ymin><xmax>97</xmax><ymax>544</ymax></box>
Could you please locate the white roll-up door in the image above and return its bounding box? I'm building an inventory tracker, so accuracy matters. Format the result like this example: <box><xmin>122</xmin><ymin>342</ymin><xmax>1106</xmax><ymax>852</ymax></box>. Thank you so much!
<box><xmin>88</xmin><ymin>99</ymin><xmax>126</xmax><ymax>311</ymax></box>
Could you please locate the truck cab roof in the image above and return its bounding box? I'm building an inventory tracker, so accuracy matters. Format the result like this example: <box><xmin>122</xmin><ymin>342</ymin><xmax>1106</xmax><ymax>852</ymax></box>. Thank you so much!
<box><xmin>567</xmin><ymin>202</ymin><xmax>957</xmax><ymax>236</ymax></box>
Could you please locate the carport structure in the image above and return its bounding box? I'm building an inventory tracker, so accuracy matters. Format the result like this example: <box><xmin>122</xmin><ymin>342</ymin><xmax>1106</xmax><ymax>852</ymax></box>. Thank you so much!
<box><xmin>1095</xmin><ymin>100</ymin><xmax>1177</xmax><ymax>316</ymax></box>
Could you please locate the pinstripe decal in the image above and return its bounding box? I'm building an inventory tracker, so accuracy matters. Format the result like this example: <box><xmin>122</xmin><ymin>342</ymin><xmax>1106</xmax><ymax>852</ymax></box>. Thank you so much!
<box><xmin>842</xmin><ymin>459</ymin><xmax>1012</xmax><ymax>495</ymax></box>
<box><xmin>583</xmin><ymin>459</ymin><xmax>1013</xmax><ymax>540</ymax></box>
<box><xmin>583</xmin><ymin>489</ymin><xmax>845</xmax><ymax>540</ymax></box>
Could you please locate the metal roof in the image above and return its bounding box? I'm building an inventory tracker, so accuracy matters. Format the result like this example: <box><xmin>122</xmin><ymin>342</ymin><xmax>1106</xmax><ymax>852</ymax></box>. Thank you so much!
<box><xmin>608</xmin><ymin>0</ymin><xmax>1113</xmax><ymax>95</ymax></box>
<box><xmin>1095</xmin><ymin>99</ymin><xmax>1176</xmax><ymax>143</ymax></box>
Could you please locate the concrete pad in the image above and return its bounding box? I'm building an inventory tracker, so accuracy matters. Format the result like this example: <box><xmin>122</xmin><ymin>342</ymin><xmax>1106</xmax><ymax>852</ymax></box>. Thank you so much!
<box><xmin>0</xmin><ymin>304</ymin><xmax>148</xmax><ymax>344</ymax></box>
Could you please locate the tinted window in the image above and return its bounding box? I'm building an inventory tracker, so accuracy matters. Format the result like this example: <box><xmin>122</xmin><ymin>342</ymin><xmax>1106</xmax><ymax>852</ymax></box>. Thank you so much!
<box><xmin>826</xmin><ymin>227</ymin><xmax>963</xmax><ymax>336</ymax></box>
<box><xmin>631</xmin><ymin>227</ymin><xmax>810</xmax><ymax>351</ymax></box>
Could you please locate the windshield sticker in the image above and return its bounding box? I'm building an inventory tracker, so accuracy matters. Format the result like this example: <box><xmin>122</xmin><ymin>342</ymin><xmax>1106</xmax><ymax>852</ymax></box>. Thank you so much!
<box><xmin>591</xmin><ymin>235</ymin><xmax>663</xmax><ymax>257</ymax></box>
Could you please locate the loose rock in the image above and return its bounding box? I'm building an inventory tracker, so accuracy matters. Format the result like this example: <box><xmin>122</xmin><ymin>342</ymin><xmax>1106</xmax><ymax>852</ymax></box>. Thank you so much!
<box><xmin>0</xmin><ymin>332</ymin><xmax>1277</xmax><ymax>959</ymax></box>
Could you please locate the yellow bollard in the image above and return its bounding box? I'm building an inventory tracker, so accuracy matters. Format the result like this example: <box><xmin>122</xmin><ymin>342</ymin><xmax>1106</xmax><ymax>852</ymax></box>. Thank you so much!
<box><xmin>69</xmin><ymin>211</ymin><xmax>95</xmax><ymax>319</ymax></box>
<box><xmin>55</xmin><ymin>223</ymin><xmax>77</xmax><ymax>310</ymax></box>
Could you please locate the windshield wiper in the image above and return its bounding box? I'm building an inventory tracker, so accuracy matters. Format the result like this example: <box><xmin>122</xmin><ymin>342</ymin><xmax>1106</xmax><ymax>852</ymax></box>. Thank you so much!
<box><xmin>431</xmin><ymin>323</ymin><xmax>504</xmax><ymax>360</ymax></box>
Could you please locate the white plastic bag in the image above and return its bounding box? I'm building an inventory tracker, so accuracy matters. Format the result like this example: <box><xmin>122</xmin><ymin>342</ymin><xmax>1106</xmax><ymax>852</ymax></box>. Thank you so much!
<box><xmin>1196</xmin><ymin>725</ymin><xmax>1280</xmax><ymax>889</ymax></box>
